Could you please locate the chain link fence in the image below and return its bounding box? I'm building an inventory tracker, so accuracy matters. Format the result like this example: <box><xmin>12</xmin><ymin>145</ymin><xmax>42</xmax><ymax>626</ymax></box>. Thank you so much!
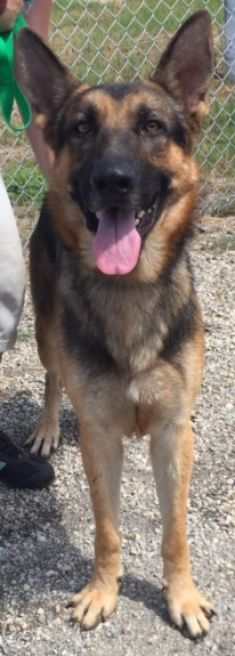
<box><xmin>1</xmin><ymin>0</ymin><xmax>235</xmax><ymax>240</ymax></box>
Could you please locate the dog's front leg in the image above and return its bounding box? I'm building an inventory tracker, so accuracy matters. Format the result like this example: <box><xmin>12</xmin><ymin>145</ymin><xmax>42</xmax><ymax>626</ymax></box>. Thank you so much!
<box><xmin>69</xmin><ymin>419</ymin><xmax>123</xmax><ymax>630</ymax></box>
<box><xmin>150</xmin><ymin>421</ymin><xmax>214</xmax><ymax>638</ymax></box>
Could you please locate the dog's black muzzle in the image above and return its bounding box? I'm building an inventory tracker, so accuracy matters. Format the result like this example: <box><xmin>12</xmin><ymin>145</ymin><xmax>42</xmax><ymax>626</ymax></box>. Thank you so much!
<box><xmin>70</xmin><ymin>149</ymin><xmax>171</xmax><ymax>237</ymax></box>
<box><xmin>88</xmin><ymin>155</ymin><xmax>137</xmax><ymax>210</ymax></box>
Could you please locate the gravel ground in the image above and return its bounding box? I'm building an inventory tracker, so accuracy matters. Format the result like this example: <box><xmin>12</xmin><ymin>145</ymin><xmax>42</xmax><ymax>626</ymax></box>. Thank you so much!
<box><xmin>0</xmin><ymin>214</ymin><xmax>234</xmax><ymax>656</ymax></box>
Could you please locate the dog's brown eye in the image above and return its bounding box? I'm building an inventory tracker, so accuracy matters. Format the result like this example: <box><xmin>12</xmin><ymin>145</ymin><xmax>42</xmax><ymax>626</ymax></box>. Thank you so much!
<box><xmin>74</xmin><ymin>121</ymin><xmax>91</xmax><ymax>136</ymax></box>
<box><xmin>144</xmin><ymin>120</ymin><xmax>161</xmax><ymax>135</ymax></box>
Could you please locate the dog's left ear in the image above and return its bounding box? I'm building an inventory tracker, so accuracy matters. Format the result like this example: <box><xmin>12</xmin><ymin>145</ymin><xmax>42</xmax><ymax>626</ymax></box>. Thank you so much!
<box><xmin>152</xmin><ymin>11</ymin><xmax>213</xmax><ymax>126</ymax></box>
<box><xmin>15</xmin><ymin>28</ymin><xmax>76</xmax><ymax>141</ymax></box>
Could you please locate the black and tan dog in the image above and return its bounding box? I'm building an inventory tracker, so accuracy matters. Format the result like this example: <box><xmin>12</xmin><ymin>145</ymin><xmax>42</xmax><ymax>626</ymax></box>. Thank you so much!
<box><xmin>16</xmin><ymin>11</ymin><xmax>214</xmax><ymax>638</ymax></box>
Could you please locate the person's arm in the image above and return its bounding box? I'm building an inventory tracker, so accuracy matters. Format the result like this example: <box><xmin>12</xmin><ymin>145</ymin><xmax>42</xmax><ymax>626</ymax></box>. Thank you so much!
<box><xmin>26</xmin><ymin>0</ymin><xmax>52</xmax><ymax>40</ymax></box>
<box><xmin>26</xmin><ymin>0</ymin><xmax>54</xmax><ymax>180</ymax></box>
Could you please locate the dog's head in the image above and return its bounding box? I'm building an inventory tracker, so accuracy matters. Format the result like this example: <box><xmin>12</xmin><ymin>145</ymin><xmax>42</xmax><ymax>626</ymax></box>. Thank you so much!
<box><xmin>16</xmin><ymin>11</ymin><xmax>213</xmax><ymax>278</ymax></box>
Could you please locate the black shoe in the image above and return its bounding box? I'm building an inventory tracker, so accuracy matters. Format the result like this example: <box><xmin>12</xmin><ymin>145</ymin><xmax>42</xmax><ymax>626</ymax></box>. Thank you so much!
<box><xmin>0</xmin><ymin>429</ymin><xmax>55</xmax><ymax>489</ymax></box>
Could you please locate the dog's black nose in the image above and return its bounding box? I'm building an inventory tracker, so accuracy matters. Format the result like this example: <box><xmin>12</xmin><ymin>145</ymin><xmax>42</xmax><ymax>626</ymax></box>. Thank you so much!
<box><xmin>91</xmin><ymin>164</ymin><xmax>134</xmax><ymax>196</ymax></box>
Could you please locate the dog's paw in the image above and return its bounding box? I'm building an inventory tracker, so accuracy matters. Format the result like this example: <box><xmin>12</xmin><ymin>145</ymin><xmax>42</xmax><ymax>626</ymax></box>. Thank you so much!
<box><xmin>165</xmin><ymin>581</ymin><xmax>214</xmax><ymax>639</ymax></box>
<box><xmin>67</xmin><ymin>580</ymin><xmax>118</xmax><ymax>630</ymax></box>
<box><xmin>25</xmin><ymin>420</ymin><xmax>60</xmax><ymax>458</ymax></box>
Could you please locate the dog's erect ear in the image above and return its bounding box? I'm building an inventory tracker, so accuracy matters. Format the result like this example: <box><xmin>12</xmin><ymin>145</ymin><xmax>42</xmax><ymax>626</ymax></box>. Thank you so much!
<box><xmin>15</xmin><ymin>29</ymin><xmax>75</xmax><ymax>132</ymax></box>
<box><xmin>152</xmin><ymin>11</ymin><xmax>213</xmax><ymax>124</ymax></box>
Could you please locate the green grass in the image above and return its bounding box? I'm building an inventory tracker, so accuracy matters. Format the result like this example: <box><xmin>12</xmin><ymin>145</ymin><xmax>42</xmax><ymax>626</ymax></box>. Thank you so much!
<box><xmin>196</xmin><ymin>84</ymin><xmax>235</xmax><ymax>176</ymax></box>
<box><xmin>4</xmin><ymin>162</ymin><xmax>45</xmax><ymax>205</ymax></box>
<box><xmin>51</xmin><ymin>0</ymin><xmax>224</xmax><ymax>82</ymax></box>
<box><xmin>17</xmin><ymin>327</ymin><xmax>34</xmax><ymax>341</ymax></box>
<box><xmin>1</xmin><ymin>0</ymin><xmax>234</xmax><ymax>213</ymax></box>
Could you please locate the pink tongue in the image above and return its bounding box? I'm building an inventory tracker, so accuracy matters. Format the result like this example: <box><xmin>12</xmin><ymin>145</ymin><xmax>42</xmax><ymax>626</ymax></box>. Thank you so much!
<box><xmin>94</xmin><ymin>209</ymin><xmax>141</xmax><ymax>275</ymax></box>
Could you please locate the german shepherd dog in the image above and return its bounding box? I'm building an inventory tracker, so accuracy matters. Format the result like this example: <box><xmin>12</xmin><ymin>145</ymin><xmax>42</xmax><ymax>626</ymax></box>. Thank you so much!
<box><xmin>16</xmin><ymin>11</ymin><xmax>214</xmax><ymax>638</ymax></box>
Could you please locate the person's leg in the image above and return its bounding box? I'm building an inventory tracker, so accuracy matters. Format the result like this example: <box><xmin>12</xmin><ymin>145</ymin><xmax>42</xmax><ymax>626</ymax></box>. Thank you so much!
<box><xmin>0</xmin><ymin>174</ymin><xmax>54</xmax><ymax>488</ymax></box>
<box><xmin>0</xmin><ymin>173</ymin><xmax>25</xmax><ymax>354</ymax></box>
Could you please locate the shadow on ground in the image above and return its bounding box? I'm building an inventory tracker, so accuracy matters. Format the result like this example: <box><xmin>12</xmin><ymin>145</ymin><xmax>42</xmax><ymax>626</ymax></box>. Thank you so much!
<box><xmin>0</xmin><ymin>390</ymin><xmax>79</xmax><ymax>447</ymax></box>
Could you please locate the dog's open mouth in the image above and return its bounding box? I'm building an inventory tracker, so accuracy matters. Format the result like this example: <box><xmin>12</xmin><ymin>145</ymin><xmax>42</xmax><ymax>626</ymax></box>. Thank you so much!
<box><xmin>87</xmin><ymin>197</ymin><xmax>160</xmax><ymax>276</ymax></box>
<box><xmin>134</xmin><ymin>197</ymin><xmax>159</xmax><ymax>237</ymax></box>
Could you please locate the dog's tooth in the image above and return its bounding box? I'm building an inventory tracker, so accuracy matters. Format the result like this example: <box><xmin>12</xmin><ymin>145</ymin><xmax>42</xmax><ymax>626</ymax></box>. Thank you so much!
<box><xmin>137</xmin><ymin>210</ymin><xmax>145</xmax><ymax>219</ymax></box>
<box><xmin>135</xmin><ymin>217</ymin><xmax>140</xmax><ymax>226</ymax></box>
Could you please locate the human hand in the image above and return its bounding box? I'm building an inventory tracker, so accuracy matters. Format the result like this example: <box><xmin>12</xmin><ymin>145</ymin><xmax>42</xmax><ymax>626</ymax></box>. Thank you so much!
<box><xmin>0</xmin><ymin>0</ymin><xmax>24</xmax><ymax>30</ymax></box>
<box><xmin>0</xmin><ymin>0</ymin><xmax>23</xmax><ymax>13</ymax></box>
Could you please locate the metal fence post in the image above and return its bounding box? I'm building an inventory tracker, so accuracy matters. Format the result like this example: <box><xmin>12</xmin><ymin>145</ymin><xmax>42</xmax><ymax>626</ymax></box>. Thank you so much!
<box><xmin>224</xmin><ymin>0</ymin><xmax>235</xmax><ymax>80</ymax></box>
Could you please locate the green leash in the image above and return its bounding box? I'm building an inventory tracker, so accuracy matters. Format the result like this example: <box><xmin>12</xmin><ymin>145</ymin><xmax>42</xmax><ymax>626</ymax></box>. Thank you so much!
<box><xmin>0</xmin><ymin>14</ymin><xmax>32</xmax><ymax>132</ymax></box>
